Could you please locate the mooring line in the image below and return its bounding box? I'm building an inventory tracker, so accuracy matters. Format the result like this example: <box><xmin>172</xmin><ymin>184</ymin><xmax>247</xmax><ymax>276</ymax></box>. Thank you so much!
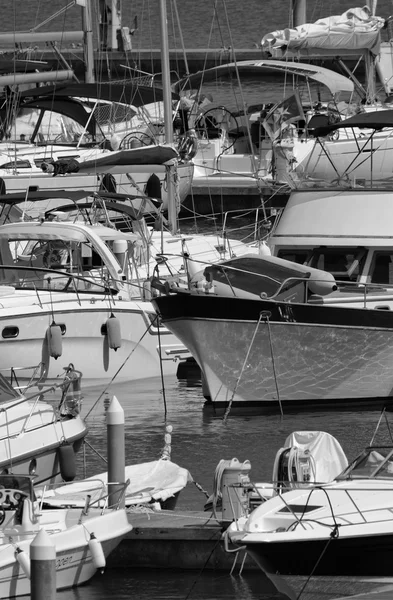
<box><xmin>85</xmin><ymin>316</ymin><xmax>158</xmax><ymax>419</ymax></box>
<box><xmin>222</xmin><ymin>313</ymin><xmax>264</xmax><ymax>423</ymax></box>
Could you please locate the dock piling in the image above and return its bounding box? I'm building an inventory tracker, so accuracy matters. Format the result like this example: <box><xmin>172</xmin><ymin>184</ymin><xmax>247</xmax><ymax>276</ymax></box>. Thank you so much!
<box><xmin>30</xmin><ymin>528</ymin><xmax>56</xmax><ymax>600</ymax></box>
<box><xmin>107</xmin><ymin>395</ymin><xmax>126</xmax><ymax>508</ymax></box>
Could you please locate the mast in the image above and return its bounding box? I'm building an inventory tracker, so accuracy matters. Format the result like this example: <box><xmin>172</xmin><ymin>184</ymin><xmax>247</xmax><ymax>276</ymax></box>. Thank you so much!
<box><xmin>291</xmin><ymin>0</ymin><xmax>306</xmax><ymax>28</ymax></box>
<box><xmin>82</xmin><ymin>0</ymin><xmax>95</xmax><ymax>83</ymax></box>
<box><xmin>159</xmin><ymin>0</ymin><xmax>177</xmax><ymax>234</ymax></box>
<box><xmin>365</xmin><ymin>0</ymin><xmax>377</xmax><ymax>102</ymax></box>
<box><xmin>111</xmin><ymin>0</ymin><xmax>122</xmax><ymax>50</ymax></box>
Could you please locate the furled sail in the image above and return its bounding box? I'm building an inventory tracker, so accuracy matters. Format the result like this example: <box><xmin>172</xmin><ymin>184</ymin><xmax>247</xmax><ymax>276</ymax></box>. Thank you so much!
<box><xmin>262</xmin><ymin>6</ymin><xmax>385</xmax><ymax>55</ymax></box>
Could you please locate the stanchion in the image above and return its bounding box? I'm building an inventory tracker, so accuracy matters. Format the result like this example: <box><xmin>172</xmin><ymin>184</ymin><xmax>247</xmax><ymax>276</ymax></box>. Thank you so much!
<box><xmin>31</xmin><ymin>529</ymin><xmax>56</xmax><ymax>600</ymax></box>
<box><xmin>107</xmin><ymin>395</ymin><xmax>125</xmax><ymax>508</ymax></box>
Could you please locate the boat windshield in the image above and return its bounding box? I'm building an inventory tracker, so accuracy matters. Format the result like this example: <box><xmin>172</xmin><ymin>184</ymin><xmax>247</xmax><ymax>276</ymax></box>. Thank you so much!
<box><xmin>0</xmin><ymin>474</ymin><xmax>34</xmax><ymax>499</ymax></box>
<box><xmin>336</xmin><ymin>446</ymin><xmax>393</xmax><ymax>480</ymax></box>
<box><xmin>4</xmin><ymin>107</ymin><xmax>99</xmax><ymax>145</ymax></box>
<box><xmin>0</xmin><ymin>373</ymin><xmax>20</xmax><ymax>403</ymax></box>
<box><xmin>0</xmin><ymin>235</ymin><xmax>118</xmax><ymax>293</ymax></box>
<box><xmin>278</xmin><ymin>247</ymin><xmax>367</xmax><ymax>282</ymax></box>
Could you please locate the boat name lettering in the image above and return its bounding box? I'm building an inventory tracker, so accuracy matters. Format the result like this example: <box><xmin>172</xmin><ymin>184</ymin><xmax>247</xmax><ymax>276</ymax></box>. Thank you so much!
<box><xmin>56</xmin><ymin>555</ymin><xmax>73</xmax><ymax>569</ymax></box>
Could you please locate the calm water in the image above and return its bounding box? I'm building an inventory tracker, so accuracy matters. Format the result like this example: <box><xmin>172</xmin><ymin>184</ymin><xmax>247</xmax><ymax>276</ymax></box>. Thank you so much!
<box><xmin>49</xmin><ymin>373</ymin><xmax>393</xmax><ymax>600</ymax></box>
<box><xmin>3</xmin><ymin>0</ymin><xmax>393</xmax><ymax>50</ymax></box>
<box><xmin>3</xmin><ymin>1</ymin><xmax>393</xmax><ymax>598</ymax></box>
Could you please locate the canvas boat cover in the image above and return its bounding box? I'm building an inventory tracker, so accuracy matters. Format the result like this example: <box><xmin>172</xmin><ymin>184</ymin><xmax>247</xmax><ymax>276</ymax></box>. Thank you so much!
<box><xmin>313</xmin><ymin>109</ymin><xmax>393</xmax><ymax>135</ymax></box>
<box><xmin>176</xmin><ymin>60</ymin><xmax>354</xmax><ymax>95</ymax></box>
<box><xmin>272</xmin><ymin>431</ymin><xmax>348</xmax><ymax>484</ymax></box>
<box><xmin>262</xmin><ymin>6</ymin><xmax>385</xmax><ymax>55</ymax></box>
<box><xmin>37</xmin><ymin>460</ymin><xmax>193</xmax><ymax>507</ymax></box>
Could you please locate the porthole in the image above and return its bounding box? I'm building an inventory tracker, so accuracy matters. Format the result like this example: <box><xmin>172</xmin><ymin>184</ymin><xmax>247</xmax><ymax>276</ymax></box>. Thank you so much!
<box><xmin>2</xmin><ymin>326</ymin><xmax>19</xmax><ymax>339</ymax></box>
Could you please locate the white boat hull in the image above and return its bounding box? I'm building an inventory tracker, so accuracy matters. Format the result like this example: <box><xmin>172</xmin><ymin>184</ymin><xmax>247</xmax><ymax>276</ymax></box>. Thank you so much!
<box><xmin>154</xmin><ymin>294</ymin><xmax>393</xmax><ymax>410</ymax></box>
<box><xmin>0</xmin><ymin>297</ymin><xmax>187</xmax><ymax>384</ymax></box>
<box><xmin>0</xmin><ymin>508</ymin><xmax>131</xmax><ymax>598</ymax></box>
<box><xmin>0</xmin><ymin>163</ymin><xmax>193</xmax><ymax>211</ymax></box>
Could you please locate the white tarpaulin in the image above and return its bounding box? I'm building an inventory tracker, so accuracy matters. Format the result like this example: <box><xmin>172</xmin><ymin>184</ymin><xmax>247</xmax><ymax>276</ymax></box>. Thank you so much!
<box><xmin>277</xmin><ymin>431</ymin><xmax>349</xmax><ymax>484</ymax></box>
<box><xmin>38</xmin><ymin>459</ymin><xmax>193</xmax><ymax>507</ymax></box>
<box><xmin>262</xmin><ymin>6</ymin><xmax>385</xmax><ymax>55</ymax></box>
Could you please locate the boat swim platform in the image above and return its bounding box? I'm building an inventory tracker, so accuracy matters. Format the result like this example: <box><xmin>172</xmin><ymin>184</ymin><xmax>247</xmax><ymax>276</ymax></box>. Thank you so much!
<box><xmin>107</xmin><ymin>509</ymin><xmax>257</xmax><ymax>571</ymax></box>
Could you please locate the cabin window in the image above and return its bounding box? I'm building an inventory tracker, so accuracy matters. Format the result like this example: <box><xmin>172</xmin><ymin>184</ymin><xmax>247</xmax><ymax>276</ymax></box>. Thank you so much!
<box><xmin>277</xmin><ymin>250</ymin><xmax>311</xmax><ymax>265</ymax></box>
<box><xmin>0</xmin><ymin>160</ymin><xmax>31</xmax><ymax>169</ymax></box>
<box><xmin>277</xmin><ymin>247</ymin><xmax>366</xmax><ymax>283</ymax></box>
<box><xmin>370</xmin><ymin>253</ymin><xmax>393</xmax><ymax>285</ymax></box>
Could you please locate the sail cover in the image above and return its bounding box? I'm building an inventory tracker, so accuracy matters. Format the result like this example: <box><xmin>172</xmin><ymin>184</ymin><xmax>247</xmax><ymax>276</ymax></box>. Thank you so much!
<box><xmin>262</xmin><ymin>6</ymin><xmax>385</xmax><ymax>56</ymax></box>
<box><xmin>176</xmin><ymin>60</ymin><xmax>354</xmax><ymax>95</ymax></box>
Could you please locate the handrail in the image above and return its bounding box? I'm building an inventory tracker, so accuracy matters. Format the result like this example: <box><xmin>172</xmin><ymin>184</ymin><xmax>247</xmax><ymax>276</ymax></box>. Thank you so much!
<box><xmin>263</xmin><ymin>482</ymin><xmax>393</xmax><ymax>531</ymax></box>
<box><xmin>0</xmin><ymin>264</ymin><xmax>122</xmax><ymax>305</ymax></box>
<box><xmin>0</xmin><ymin>365</ymin><xmax>81</xmax><ymax>441</ymax></box>
<box><xmin>37</xmin><ymin>478</ymin><xmax>130</xmax><ymax>516</ymax></box>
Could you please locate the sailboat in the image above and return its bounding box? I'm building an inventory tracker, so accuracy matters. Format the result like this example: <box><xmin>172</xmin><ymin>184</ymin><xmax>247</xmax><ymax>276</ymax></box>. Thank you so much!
<box><xmin>261</xmin><ymin>2</ymin><xmax>393</xmax><ymax>187</ymax></box>
<box><xmin>0</xmin><ymin>1</ymin><xmax>194</xmax><ymax>212</ymax></box>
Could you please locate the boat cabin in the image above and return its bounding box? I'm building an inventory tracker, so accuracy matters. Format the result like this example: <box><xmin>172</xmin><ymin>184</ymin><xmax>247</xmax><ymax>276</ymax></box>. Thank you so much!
<box><xmin>0</xmin><ymin>220</ymin><xmax>139</xmax><ymax>296</ymax></box>
<box><xmin>269</xmin><ymin>188</ymin><xmax>393</xmax><ymax>304</ymax></box>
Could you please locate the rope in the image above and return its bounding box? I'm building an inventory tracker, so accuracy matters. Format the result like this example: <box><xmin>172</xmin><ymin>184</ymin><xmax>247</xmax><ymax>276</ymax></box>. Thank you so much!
<box><xmin>295</xmin><ymin>531</ymin><xmax>337</xmax><ymax>600</ymax></box>
<box><xmin>223</xmin><ymin>313</ymin><xmax>263</xmax><ymax>423</ymax></box>
<box><xmin>84</xmin><ymin>315</ymin><xmax>159</xmax><ymax>419</ymax></box>
<box><xmin>263</xmin><ymin>312</ymin><xmax>284</xmax><ymax>418</ymax></box>
<box><xmin>286</xmin><ymin>487</ymin><xmax>341</xmax><ymax>599</ymax></box>
<box><xmin>184</xmin><ymin>538</ymin><xmax>223</xmax><ymax>600</ymax></box>
<box><xmin>156</xmin><ymin>317</ymin><xmax>167</xmax><ymax>419</ymax></box>
<box><xmin>193</xmin><ymin>481</ymin><xmax>210</xmax><ymax>499</ymax></box>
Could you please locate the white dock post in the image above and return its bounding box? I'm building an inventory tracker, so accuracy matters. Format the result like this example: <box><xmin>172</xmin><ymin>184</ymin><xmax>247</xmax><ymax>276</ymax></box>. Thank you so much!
<box><xmin>107</xmin><ymin>395</ymin><xmax>125</xmax><ymax>508</ymax></box>
<box><xmin>31</xmin><ymin>529</ymin><xmax>56</xmax><ymax>600</ymax></box>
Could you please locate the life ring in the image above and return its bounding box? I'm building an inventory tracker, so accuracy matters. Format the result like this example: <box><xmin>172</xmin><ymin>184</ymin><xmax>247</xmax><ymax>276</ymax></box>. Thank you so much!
<box><xmin>177</xmin><ymin>133</ymin><xmax>198</xmax><ymax>160</ymax></box>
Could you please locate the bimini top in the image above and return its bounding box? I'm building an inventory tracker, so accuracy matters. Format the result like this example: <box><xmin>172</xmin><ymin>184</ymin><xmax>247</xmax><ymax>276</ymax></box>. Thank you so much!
<box><xmin>175</xmin><ymin>59</ymin><xmax>354</xmax><ymax>95</ymax></box>
<box><xmin>313</xmin><ymin>109</ymin><xmax>393</xmax><ymax>136</ymax></box>
<box><xmin>18</xmin><ymin>82</ymin><xmax>179</xmax><ymax>106</ymax></box>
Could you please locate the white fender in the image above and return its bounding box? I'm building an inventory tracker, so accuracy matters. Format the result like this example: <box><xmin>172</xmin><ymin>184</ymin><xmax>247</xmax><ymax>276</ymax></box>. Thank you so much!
<box><xmin>15</xmin><ymin>547</ymin><xmax>31</xmax><ymax>579</ymax></box>
<box><xmin>46</xmin><ymin>323</ymin><xmax>63</xmax><ymax>359</ymax></box>
<box><xmin>88</xmin><ymin>533</ymin><xmax>106</xmax><ymax>573</ymax></box>
<box><xmin>106</xmin><ymin>314</ymin><xmax>122</xmax><ymax>351</ymax></box>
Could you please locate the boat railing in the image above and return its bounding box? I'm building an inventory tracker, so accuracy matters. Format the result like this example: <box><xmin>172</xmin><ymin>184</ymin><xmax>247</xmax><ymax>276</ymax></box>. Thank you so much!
<box><xmin>0</xmin><ymin>363</ymin><xmax>82</xmax><ymax>440</ymax></box>
<box><xmin>4</xmin><ymin>363</ymin><xmax>47</xmax><ymax>392</ymax></box>
<box><xmin>220</xmin><ymin>206</ymin><xmax>283</xmax><ymax>244</ymax></box>
<box><xmin>0</xmin><ymin>264</ymin><xmax>123</xmax><ymax>304</ymax></box>
<box><xmin>225</xmin><ymin>479</ymin><xmax>393</xmax><ymax>530</ymax></box>
<box><xmin>36</xmin><ymin>478</ymin><xmax>130</xmax><ymax>515</ymax></box>
<box><xmin>188</xmin><ymin>258</ymin><xmax>393</xmax><ymax>307</ymax></box>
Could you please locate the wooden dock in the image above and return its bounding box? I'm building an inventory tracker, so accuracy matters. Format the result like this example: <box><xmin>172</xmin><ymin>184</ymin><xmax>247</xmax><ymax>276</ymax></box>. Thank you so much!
<box><xmin>107</xmin><ymin>510</ymin><xmax>256</xmax><ymax>571</ymax></box>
